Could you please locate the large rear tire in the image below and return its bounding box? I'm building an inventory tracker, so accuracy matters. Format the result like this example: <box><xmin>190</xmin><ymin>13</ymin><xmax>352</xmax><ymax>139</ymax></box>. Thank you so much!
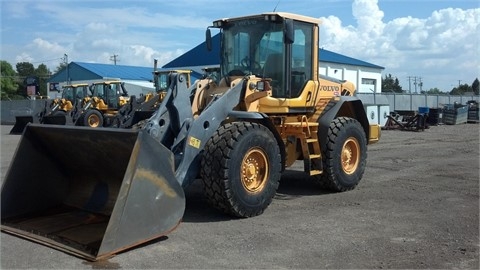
<box><xmin>201</xmin><ymin>122</ymin><xmax>282</xmax><ymax>217</ymax></box>
<box><xmin>317</xmin><ymin>117</ymin><xmax>367</xmax><ymax>192</ymax></box>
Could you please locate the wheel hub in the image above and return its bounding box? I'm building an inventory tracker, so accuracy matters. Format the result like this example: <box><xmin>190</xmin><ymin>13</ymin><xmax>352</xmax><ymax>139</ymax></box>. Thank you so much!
<box><xmin>241</xmin><ymin>148</ymin><xmax>268</xmax><ymax>193</ymax></box>
<box><xmin>341</xmin><ymin>137</ymin><xmax>360</xmax><ymax>174</ymax></box>
<box><xmin>88</xmin><ymin>114</ymin><xmax>100</xmax><ymax>127</ymax></box>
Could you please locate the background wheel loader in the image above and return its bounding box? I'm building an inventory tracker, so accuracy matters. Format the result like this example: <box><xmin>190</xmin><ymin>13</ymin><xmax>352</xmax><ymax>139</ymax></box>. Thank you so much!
<box><xmin>112</xmin><ymin>68</ymin><xmax>191</xmax><ymax>129</ymax></box>
<box><xmin>41</xmin><ymin>83</ymin><xmax>91</xmax><ymax>125</ymax></box>
<box><xmin>75</xmin><ymin>81</ymin><xmax>130</xmax><ymax>127</ymax></box>
<box><xmin>9</xmin><ymin>83</ymin><xmax>91</xmax><ymax>134</ymax></box>
<box><xmin>1</xmin><ymin>12</ymin><xmax>380</xmax><ymax>261</ymax></box>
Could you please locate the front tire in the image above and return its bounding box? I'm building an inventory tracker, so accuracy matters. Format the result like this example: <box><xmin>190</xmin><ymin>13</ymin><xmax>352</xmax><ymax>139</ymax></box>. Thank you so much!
<box><xmin>317</xmin><ymin>117</ymin><xmax>367</xmax><ymax>192</ymax></box>
<box><xmin>201</xmin><ymin>122</ymin><xmax>282</xmax><ymax>217</ymax></box>
<box><xmin>83</xmin><ymin>110</ymin><xmax>104</xmax><ymax>128</ymax></box>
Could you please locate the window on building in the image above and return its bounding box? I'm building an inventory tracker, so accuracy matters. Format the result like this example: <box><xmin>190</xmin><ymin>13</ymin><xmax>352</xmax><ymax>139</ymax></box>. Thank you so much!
<box><xmin>362</xmin><ymin>78</ymin><xmax>376</xmax><ymax>85</ymax></box>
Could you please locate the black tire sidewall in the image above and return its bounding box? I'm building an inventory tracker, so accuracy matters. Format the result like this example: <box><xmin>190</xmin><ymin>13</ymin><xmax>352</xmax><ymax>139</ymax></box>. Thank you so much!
<box><xmin>324</xmin><ymin>117</ymin><xmax>367</xmax><ymax>190</ymax></box>
<box><xmin>226</xmin><ymin>125</ymin><xmax>281</xmax><ymax>210</ymax></box>
<box><xmin>52</xmin><ymin>110</ymin><xmax>66</xmax><ymax>116</ymax></box>
<box><xmin>84</xmin><ymin>110</ymin><xmax>103</xmax><ymax>127</ymax></box>
<box><xmin>201</xmin><ymin>122</ymin><xmax>282</xmax><ymax>217</ymax></box>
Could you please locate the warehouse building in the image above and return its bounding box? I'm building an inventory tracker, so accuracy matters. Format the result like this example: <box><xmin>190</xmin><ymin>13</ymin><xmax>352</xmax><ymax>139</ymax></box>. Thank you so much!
<box><xmin>48</xmin><ymin>62</ymin><xmax>159</xmax><ymax>97</ymax></box>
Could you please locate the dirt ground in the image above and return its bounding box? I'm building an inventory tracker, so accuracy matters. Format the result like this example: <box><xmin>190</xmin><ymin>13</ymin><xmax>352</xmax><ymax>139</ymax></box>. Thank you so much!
<box><xmin>0</xmin><ymin>123</ymin><xmax>479</xmax><ymax>269</ymax></box>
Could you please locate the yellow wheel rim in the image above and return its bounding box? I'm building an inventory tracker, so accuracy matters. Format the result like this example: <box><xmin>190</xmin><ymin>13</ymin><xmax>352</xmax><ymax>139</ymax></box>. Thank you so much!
<box><xmin>241</xmin><ymin>148</ymin><xmax>269</xmax><ymax>193</ymax></box>
<box><xmin>88</xmin><ymin>114</ymin><xmax>101</xmax><ymax>127</ymax></box>
<box><xmin>341</xmin><ymin>137</ymin><xmax>360</xmax><ymax>174</ymax></box>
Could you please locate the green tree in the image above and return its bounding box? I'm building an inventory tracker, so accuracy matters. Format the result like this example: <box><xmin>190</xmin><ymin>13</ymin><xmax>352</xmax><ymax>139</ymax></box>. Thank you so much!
<box><xmin>425</xmin><ymin>87</ymin><xmax>443</xmax><ymax>94</ymax></box>
<box><xmin>381</xmin><ymin>74</ymin><xmax>403</xmax><ymax>93</ymax></box>
<box><xmin>0</xmin><ymin>60</ymin><xmax>19</xmax><ymax>100</ymax></box>
<box><xmin>472</xmin><ymin>78</ymin><xmax>479</xmax><ymax>95</ymax></box>
<box><xmin>15</xmin><ymin>62</ymin><xmax>36</xmax><ymax>97</ymax></box>
<box><xmin>16</xmin><ymin>62</ymin><xmax>35</xmax><ymax>76</ymax></box>
<box><xmin>55</xmin><ymin>62</ymin><xmax>67</xmax><ymax>73</ymax></box>
<box><xmin>450</xmin><ymin>83</ymin><xmax>472</xmax><ymax>95</ymax></box>
<box><xmin>34</xmin><ymin>63</ymin><xmax>51</xmax><ymax>96</ymax></box>
<box><xmin>14</xmin><ymin>62</ymin><xmax>52</xmax><ymax>97</ymax></box>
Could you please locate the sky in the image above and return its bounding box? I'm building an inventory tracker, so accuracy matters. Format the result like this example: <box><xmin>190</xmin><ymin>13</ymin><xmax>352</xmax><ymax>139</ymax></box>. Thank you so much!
<box><xmin>1</xmin><ymin>0</ymin><xmax>479</xmax><ymax>92</ymax></box>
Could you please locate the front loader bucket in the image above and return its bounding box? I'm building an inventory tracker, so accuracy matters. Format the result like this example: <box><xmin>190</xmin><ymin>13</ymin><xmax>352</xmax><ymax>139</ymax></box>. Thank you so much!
<box><xmin>10</xmin><ymin>116</ymin><xmax>34</xmax><ymax>134</ymax></box>
<box><xmin>1</xmin><ymin>124</ymin><xmax>185</xmax><ymax>261</ymax></box>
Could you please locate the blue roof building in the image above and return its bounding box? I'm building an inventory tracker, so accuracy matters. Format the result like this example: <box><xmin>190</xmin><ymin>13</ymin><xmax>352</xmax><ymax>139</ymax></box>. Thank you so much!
<box><xmin>49</xmin><ymin>62</ymin><xmax>156</xmax><ymax>83</ymax></box>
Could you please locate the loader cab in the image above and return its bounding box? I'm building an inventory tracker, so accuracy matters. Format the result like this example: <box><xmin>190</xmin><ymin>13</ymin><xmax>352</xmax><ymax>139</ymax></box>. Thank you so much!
<box><xmin>57</xmin><ymin>84</ymin><xmax>90</xmax><ymax>111</ymax></box>
<box><xmin>210</xmin><ymin>12</ymin><xmax>317</xmax><ymax>99</ymax></box>
<box><xmin>154</xmin><ymin>70</ymin><xmax>192</xmax><ymax>92</ymax></box>
<box><xmin>62</xmin><ymin>84</ymin><xmax>90</xmax><ymax>102</ymax></box>
<box><xmin>90</xmin><ymin>81</ymin><xmax>127</xmax><ymax>109</ymax></box>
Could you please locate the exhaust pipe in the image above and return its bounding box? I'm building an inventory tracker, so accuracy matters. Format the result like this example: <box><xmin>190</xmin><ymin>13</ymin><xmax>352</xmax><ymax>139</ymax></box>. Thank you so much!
<box><xmin>1</xmin><ymin>124</ymin><xmax>185</xmax><ymax>261</ymax></box>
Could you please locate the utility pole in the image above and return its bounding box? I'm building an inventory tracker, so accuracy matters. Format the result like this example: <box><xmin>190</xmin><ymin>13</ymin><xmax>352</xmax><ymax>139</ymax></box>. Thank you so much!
<box><xmin>413</xmin><ymin>76</ymin><xmax>417</xmax><ymax>93</ymax></box>
<box><xmin>408</xmin><ymin>76</ymin><xmax>423</xmax><ymax>93</ymax></box>
<box><xmin>110</xmin><ymin>54</ymin><xmax>120</xmax><ymax>65</ymax></box>
<box><xmin>64</xmin><ymin>54</ymin><xmax>69</xmax><ymax>84</ymax></box>
<box><xmin>407</xmin><ymin>76</ymin><xmax>413</xmax><ymax>93</ymax></box>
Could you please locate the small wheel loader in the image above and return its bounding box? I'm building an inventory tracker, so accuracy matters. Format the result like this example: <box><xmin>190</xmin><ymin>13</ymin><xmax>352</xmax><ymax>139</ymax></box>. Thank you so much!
<box><xmin>42</xmin><ymin>83</ymin><xmax>91</xmax><ymax>125</ymax></box>
<box><xmin>9</xmin><ymin>83</ymin><xmax>91</xmax><ymax>134</ymax></box>
<box><xmin>1</xmin><ymin>12</ymin><xmax>380</xmax><ymax>261</ymax></box>
<box><xmin>112</xmin><ymin>69</ymin><xmax>191</xmax><ymax>129</ymax></box>
<box><xmin>75</xmin><ymin>81</ymin><xmax>130</xmax><ymax>127</ymax></box>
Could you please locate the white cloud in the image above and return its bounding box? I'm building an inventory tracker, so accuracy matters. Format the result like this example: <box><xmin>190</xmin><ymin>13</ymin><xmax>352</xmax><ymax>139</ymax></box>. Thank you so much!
<box><xmin>32</xmin><ymin>38</ymin><xmax>64</xmax><ymax>53</ymax></box>
<box><xmin>15</xmin><ymin>52</ymin><xmax>34</xmax><ymax>63</ymax></box>
<box><xmin>127</xmin><ymin>45</ymin><xmax>185</xmax><ymax>67</ymax></box>
<box><xmin>4</xmin><ymin>0</ymin><xmax>478</xmax><ymax>91</ymax></box>
<box><xmin>319</xmin><ymin>0</ymin><xmax>480</xmax><ymax>91</ymax></box>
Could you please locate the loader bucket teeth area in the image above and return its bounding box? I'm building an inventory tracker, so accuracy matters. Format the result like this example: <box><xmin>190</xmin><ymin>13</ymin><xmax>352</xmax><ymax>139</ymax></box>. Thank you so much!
<box><xmin>10</xmin><ymin>116</ymin><xmax>34</xmax><ymax>134</ymax></box>
<box><xmin>1</xmin><ymin>124</ymin><xmax>185</xmax><ymax>261</ymax></box>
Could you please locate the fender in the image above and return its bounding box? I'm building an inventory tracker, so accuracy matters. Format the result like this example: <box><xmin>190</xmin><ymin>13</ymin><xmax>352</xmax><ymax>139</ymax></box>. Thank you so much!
<box><xmin>317</xmin><ymin>97</ymin><xmax>370</xmax><ymax>148</ymax></box>
<box><xmin>228</xmin><ymin>111</ymin><xmax>286</xmax><ymax>172</ymax></box>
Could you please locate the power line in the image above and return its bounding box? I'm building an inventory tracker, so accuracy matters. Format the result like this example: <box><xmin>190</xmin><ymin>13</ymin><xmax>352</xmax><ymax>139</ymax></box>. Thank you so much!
<box><xmin>407</xmin><ymin>76</ymin><xmax>423</xmax><ymax>93</ymax></box>
<box><xmin>29</xmin><ymin>57</ymin><xmax>64</xmax><ymax>64</ymax></box>
<box><xmin>110</xmin><ymin>54</ymin><xmax>120</xmax><ymax>65</ymax></box>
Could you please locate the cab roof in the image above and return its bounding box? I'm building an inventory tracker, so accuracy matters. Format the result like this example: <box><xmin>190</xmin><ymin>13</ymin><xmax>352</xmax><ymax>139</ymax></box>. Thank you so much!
<box><xmin>214</xmin><ymin>12</ymin><xmax>321</xmax><ymax>26</ymax></box>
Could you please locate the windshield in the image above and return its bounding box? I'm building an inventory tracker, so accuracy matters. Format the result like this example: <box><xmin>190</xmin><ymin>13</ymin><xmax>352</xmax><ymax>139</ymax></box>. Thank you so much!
<box><xmin>62</xmin><ymin>87</ymin><xmax>74</xmax><ymax>100</ymax></box>
<box><xmin>91</xmin><ymin>84</ymin><xmax>105</xmax><ymax>98</ymax></box>
<box><xmin>157</xmin><ymin>73</ymin><xmax>169</xmax><ymax>91</ymax></box>
<box><xmin>219</xmin><ymin>17</ymin><xmax>314</xmax><ymax>98</ymax></box>
<box><xmin>75</xmin><ymin>87</ymin><xmax>87</xmax><ymax>99</ymax></box>
<box><xmin>221</xmin><ymin>18</ymin><xmax>284</xmax><ymax>78</ymax></box>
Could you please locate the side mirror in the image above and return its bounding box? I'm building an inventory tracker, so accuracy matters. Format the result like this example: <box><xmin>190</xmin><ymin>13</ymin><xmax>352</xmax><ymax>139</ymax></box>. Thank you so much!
<box><xmin>284</xmin><ymin>19</ymin><xmax>294</xmax><ymax>44</ymax></box>
<box><xmin>206</xmin><ymin>28</ymin><xmax>212</xmax><ymax>51</ymax></box>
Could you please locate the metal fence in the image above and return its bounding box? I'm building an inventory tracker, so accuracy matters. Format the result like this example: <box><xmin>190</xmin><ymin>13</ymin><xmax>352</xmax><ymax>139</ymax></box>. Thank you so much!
<box><xmin>1</xmin><ymin>93</ymin><xmax>479</xmax><ymax>124</ymax></box>
<box><xmin>1</xmin><ymin>100</ymin><xmax>47</xmax><ymax>124</ymax></box>
<box><xmin>357</xmin><ymin>93</ymin><xmax>479</xmax><ymax>111</ymax></box>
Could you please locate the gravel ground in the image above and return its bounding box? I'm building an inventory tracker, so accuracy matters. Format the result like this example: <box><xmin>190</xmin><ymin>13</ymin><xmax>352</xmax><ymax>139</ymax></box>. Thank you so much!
<box><xmin>0</xmin><ymin>123</ymin><xmax>479</xmax><ymax>269</ymax></box>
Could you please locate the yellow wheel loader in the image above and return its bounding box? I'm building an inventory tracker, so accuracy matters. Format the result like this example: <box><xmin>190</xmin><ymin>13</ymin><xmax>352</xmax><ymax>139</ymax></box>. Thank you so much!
<box><xmin>9</xmin><ymin>84</ymin><xmax>91</xmax><ymax>134</ymax></box>
<box><xmin>1</xmin><ymin>12</ymin><xmax>380</xmax><ymax>261</ymax></box>
<box><xmin>42</xmin><ymin>83</ymin><xmax>91</xmax><ymax>125</ymax></box>
<box><xmin>112</xmin><ymin>69</ymin><xmax>191</xmax><ymax>129</ymax></box>
<box><xmin>75</xmin><ymin>81</ymin><xmax>130</xmax><ymax>127</ymax></box>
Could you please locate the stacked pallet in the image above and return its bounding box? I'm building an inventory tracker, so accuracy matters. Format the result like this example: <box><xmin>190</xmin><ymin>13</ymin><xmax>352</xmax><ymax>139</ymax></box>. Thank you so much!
<box><xmin>467</xmin><ymin>100</ymin><xmax>479</xmax><ymax>123</ymax></box>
